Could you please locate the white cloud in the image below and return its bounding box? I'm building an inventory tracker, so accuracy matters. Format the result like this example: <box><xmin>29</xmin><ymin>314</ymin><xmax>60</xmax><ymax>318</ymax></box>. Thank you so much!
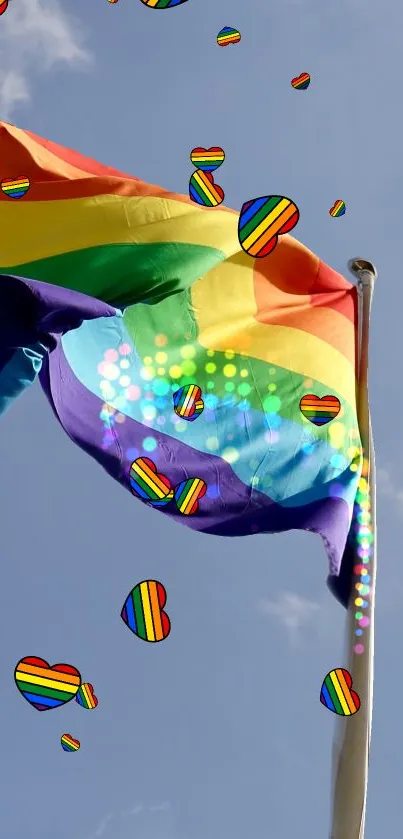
<box><xmin>94</xmin><ymin>815</ymin><xmax>113</xmax><ymax>838</ymax></box>
<box><xmin>258</xmin><ymin>592</ymin><xmax>321</xmax><ymax>644</ymax></box>
<box><xmin>0</xmin><ymin>0</ymin><xmax>92</xmax><ymax>117</ymax></box>
<box><xmin>377</xmin><ymin>465</ymin><xmax>403</xmax><ymax>509</ymax></box>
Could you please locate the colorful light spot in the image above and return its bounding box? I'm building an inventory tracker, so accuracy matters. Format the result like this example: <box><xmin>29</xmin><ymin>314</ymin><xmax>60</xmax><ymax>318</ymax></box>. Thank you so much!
<box><xmin>222</xmin><ymin>447</ymin><xmax>239</xmax><ymax>464</ymax></box>
<box><xmin>223</xmin><ymin>364</ymin><xmax>237</xmax><ymax>378</ymax></box>
<box><xmin>142</xmin><ymin>437</ymin><xmax>157</xmax><ymax>452</ymax></box>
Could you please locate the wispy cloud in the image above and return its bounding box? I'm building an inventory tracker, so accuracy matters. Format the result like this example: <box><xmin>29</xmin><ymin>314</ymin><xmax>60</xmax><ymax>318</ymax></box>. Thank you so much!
<box><xmin>377</xmin><ymin>465</ymin><xmax>403</xmax><ymax>509</ymax></box>
<box><xmin>258</xmin><ymin>592</ymin><xmax>321</xmax><ymax>645</ymax></box>
<box><xmin>0</xmin><ymin>0</ymin><xmax>92</xmax><ymax>118</ymax></box>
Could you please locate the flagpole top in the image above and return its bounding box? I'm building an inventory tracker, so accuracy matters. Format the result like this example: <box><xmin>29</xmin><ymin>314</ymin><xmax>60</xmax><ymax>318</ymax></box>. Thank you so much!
<box><xmin>347</xmin><ymin>258</ymin><xmax>378</xmax><ymax>284</ymax></box>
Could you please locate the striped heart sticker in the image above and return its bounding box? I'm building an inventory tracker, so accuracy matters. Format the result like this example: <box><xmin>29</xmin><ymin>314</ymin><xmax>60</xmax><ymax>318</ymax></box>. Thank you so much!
<box><xmin>320</xmin><ymin>668</ymin><xmax>360</xmax><ymax>716</ymax></box>
<box><xmin>1</xmin><ymin>176</ymin><xmax>30</xmax><ymax>198</ymax></box>
<box><xmin>299</xmin><ymin>394</ymin><xmax>340</xmax><ymax>426</ymax></box>
<box><xmin>190</xmin><ymin>147</ymin><xmax>225</xmax><ymax>172</ymax></box>
<box><xmin>75</xmin><ymin>682</ymin><xmax>98</xmax><ymax>709</ymax></box>
<box><xmin>238</xmin><ymin>195</ymin><xmax>299</xmax><ymax>258</ymax></box>
<box><xmin>129</xmin><ymin>457</ymin><xmax>174</xmax><ymax>507</ymax></box>
<box><xmin>121</xmin><ymin>580</ymin><xmax>171</xmax><ymax>642</ymax></box>
<box><xmin>189</xmin><ymin>170</ymin><xmax>224</xmax><ymax>207</ymax></box>
<box><xmin>61</xmin><ymin>733</ymin><xmax>81</xmax><ymax>751</ymax></box>
<box><xmin>173</xmin><ymin>384</ymin><xmax>204</xmax><ymax>421</ymax></box>
<box><xmin>14</xmin><ymin>656</ymin><xmax>81</xmax><ymax>711</ymax></box>
<box><xmin>140</xmin><ymin>0</ymin><xmax>189</xmax><ymax>7</ymax></box>
<box><xmin>0</xmin><ymin>0</ymin><xmax>8</xmax><ymax>15</ymax></box>
<box><xmin>174</xmin><ymin>478</ymin><xmax>207</xmax><ymax>515</ymax></box>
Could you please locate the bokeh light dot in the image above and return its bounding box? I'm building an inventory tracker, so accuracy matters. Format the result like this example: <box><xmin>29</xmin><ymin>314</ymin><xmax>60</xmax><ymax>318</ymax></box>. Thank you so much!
<box><xmin>205</xmin><ymin>363</ymin><xmax>216</xmax><ymax>374</ymax></box>
<box><xmin>142</xmin><ymin>436</ymin><xmax>157</xmax><ymax>452</ymax></box>
<box><xmin>223</xmin><ymin>364</ymin><xmax>237</xmax><ymax>378</ymax></box>
<box><xmin>104</xmin><ymin>349</ymin><xmax>118</xmax><ymax>363</ymax></box>
<box><xmin>169</xmin><ymin>365</ymin><xmax>183</xmax><ymax>379</ymax></box>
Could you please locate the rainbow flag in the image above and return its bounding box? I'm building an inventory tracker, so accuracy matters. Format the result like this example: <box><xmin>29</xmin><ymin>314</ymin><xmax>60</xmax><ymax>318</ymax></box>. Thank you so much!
<box><xmin>0</xmin><ymin>122</ymin><xmax>362</xmax><ymax>602</ymax></box>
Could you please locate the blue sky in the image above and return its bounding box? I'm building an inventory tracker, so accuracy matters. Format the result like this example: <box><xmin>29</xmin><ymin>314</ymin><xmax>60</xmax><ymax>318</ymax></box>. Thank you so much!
<box><xmin>0</xmin><ymin>0</ymin><xmax>401</xmax><ymax>837</ymax></box>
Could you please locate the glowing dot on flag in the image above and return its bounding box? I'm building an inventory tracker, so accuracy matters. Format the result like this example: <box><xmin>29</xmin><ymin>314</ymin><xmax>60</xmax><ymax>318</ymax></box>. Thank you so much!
<box><xmin>102</xmin><ymin>363</ymin><xmax>120</xmax><ymax>381</ymax></box>
<box><xmin>115</xmin><ymin>413</ymin><xmax>126</xmax><ymax>424</ymax></box>
<box><xmin>205</xmin><ymin>363</ymin><xmax>216</xmax><ymax>374</ymax></box>
<box><xmin>126</xmin><ymin>385</ymin><xmax>141</xmax><ymax>401</ymax></box>
<box><xmin>104</xmin><ymin>349</ymin><xmax>118</xmax><ymax>362</ymax></box>
<box><xmin>120</xmin><ymin>359</ymin><xmax>130</xmax><ymax>370</ymax></box>
<box><xmin>119</xmin><ymin>343</ymin><xmax>132</xmax><ymax>355</ymax></box>
<box><xmin>225</xmin><ymin>382</ymin><xmax>235</xmax><ymax>392</ymax></box>
<box><xmin>223</xmin><ymin>364</ymin><xmax>237</xmax><ymax>378</ymax></box>
<box><xmin>155</xmin><ymin>352</ymin><xmax>167</xmax><ymax>364</ymax></box>
<box><xmin>142</xmin><ymin>437</ymin><xmax>157</xmax><ymax>452</ymax></box>
<box><xmin>140</xmin><ymin>366</ymin><xmax>155</xmax><ymax>381</ymax></box>
<box><xmin>155</xmin><ymin>334</ymin><xmax>168</xmax><ymax>347</ymax></box>
<box><xmin>225</xmin><ymin>350</ymin><xmax>235</xmax><ymax>359</ymax></box>
<box><xmin>359</xmin><ymin>617</ymin><xmax>370</xmax><ymax>628</ymax></box>
<box><xmin>240</xmin><ymin>369</ymin><xmax>248</xmax><ymax>377</ymax></box>
<box><xmin>207</xmin><ymin>350</ymin><xmax>215</xmax><ymax>357</ymax></box>
<box><xmin>169</xmin><ymin>365</ymin><xmax>182</xmax><ymax>379</ymax></box>
<box><xmin>263</xmin><ymin>395</ymin><xmax>281</xmax><ymax>413</ymax></box>
<box><xmin>152</xmin><ymin>378</ymin><xmax>170</xmax><ymax>396</ymax></box>
<box><xmin>119</xmin><ymin>375</ymin><xmax>131</xmax><ymax>387</ymax></box>
<box><xmin>354</xmin><ymin>644</ymin><xmax>364</xmax><ymax>654</ymax></box>
<box><xmin>238</xmin><ymin>383</ymin><xmax>251</xmax><ymax>396</ymax></box>
<box><xmin>142</xmin><ymin>404</ymin><xmax>157</xmax><ymax>421</ymax></box>
<box><xmin>180</xmin><ymin>345</ymin><xmax>196</xmax><ymax>359</ymax></box>
<box><xmin>181</xmin><ymin>360</ymin><xmax>197</xmax><ymax>376</ymax></box>
<box><xmin>206</xmin><ymin>436</ymin><xmax>219</xmax><ymax>451</ymax></box>
<box><xmin>268</xmin><ymin>383</ymin><xmax>277</xmax><ymax>392</ymax></box>
<box><xmin>222</xmin><ymin>447</ymin><xmax>239</xmax><ymax>464</ymax></box>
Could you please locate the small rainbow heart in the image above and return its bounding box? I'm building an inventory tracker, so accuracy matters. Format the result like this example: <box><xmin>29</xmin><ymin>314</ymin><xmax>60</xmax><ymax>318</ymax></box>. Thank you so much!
<box><xmin>299</xmin><ymin>394</ymin><xmax>340</xmax><ymax>426</ymax></box>
<box><xmin>0</xmin><ymin>0</ymin><xmax>8</xmax><ymax>15</ymax></box>
<box><xmin>174</xmin><ymin>478</ymin><xmax>207</xmax><ymax>515</ymax></box>
<box><xmin>75</xmin><ymin>682</ymin><xmax>98</xmax><ymax>710</ymax></box>
<box><xmin>217</xmin><ymin>27</ymin><xmax>241</xmax><ymax>47</ymax></box>
<box><xmin>190</xmin><ymin>147</ymin><xmax>225</xmax><ymax>172</ymax></box>
<box><xmin>320</xmin><ymin>669</ymin><xmax>360</xmax><ymax>716</ymax></box>
<box><xmin>329</xmin><ymin>200</ymin><xmax>346</xmax><ymax>217</ymax></box>
<box><xmin>139</xmin><ymin>0</ymin><xmax>189</xmax><ymax>7</ymax></box>
<box><xmin>173</xmin><ymin>384</ymin><xmax>204</xmax><ymax>421</ymax></box>
<box><xmin>291</xmin><ymin>73</ymin><xmax>310</xmax><ymax>90</ymax></box>
<box><xmin>61</xmin><ymin>733</ymin><xmax>81</xmax><ymax>752</ymax></box>
<box><xmin>1</xmin><ymin>177</ymin><xmax>30</xmax><ymax>199</ymax></box>
<box><xmin>129</xmin><ymin>457</ymin><xmax>174</xmax><ymax>507</ymax></box>
<box><xmin>189</xmin><ymin>170</ymin><xmax>224</xmax><ymax>207</ymax></box>
<box><xmin>121</xmin><ymin>580</ymin><xmax>171</xmax><ymax>642</ymax></box>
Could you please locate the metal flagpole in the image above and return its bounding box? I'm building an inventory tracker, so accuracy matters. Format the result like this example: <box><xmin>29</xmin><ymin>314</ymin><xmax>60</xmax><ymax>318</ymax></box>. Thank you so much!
<box><xmin>329</xmin><ymin>258</ymin><xmax>377</xmax><ymax>839</ymax></box>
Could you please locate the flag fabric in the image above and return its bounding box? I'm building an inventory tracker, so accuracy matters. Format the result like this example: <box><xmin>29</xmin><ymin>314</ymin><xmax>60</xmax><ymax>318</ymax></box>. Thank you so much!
<box><xmin>0</xmin><ymin>122</ymin><xmax>362</xmax><ymax>599</ymax></box>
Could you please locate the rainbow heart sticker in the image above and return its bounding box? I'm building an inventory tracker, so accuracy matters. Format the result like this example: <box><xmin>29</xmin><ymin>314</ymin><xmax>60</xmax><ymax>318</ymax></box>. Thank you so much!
<box><xmin>75</xmin><ymin>682</ymin><xmax>98</xmax><ymax>710</ymax></box>
<box><xmin>299</xmin><ymin>394</ymin><xmax>340</xmax><ymax>426</ymax></box>
<box><xmin>14</xmin><ymin>656</ymin><xmax>81</xmax><ymax>711</ymax></box>
<box><xmin>320</xmin><ymin>669</ymin><xmax>360</xmax><ymax>716</ymax></box>
<box><xmin>1</xmin><ymin>176</ymin><xmax>30</xmax><ymax>199</ymax></box>
<box><xmin>173</xmin><ymin>384</ymin><xmax>204</xmax><ymax>421</ymax></box>
<box><xmin>291</xmin><ymin>73</ymin><xmax>311</xmax><ymax>90</ymax></box>
<box><xmin>329</xmin><ymin>200</ymin><xmax>346</xmax><ymax>217</ymax></box>
<box><xmin>121</xmin><ymin>580</ymin><xmax>171</xmax><ymax>642</ymax></box>
<box><xmin>61</xmin><ymin>733</ymin><xmax>81</xmax><ymax>752</ymax></box>
<box><xmin>238</xmin><ymin>195</ymin><xmax>299</xmax><ymax>258</ymax></box>
<box><xmin>174</xmin><ymin>478</ymin><xmax>207</xmax><ymax>515</ymax></box>
<box><xmin>129</xmin><ymin>457</ymin><xmax>174</xmax><ymax>507</ymax></box>
<box><xmin>217</xmin><ymin>27</ymin><xmax>241</xmax><ymax>47</ymax></box>
<box><xmin>190</xmin><ymin>147</ymin><xmax>225</xmax><ymax>172</ymax></box>
<box><xmin>0</xmin><ymin>0</ymin><xmax>8</xmax><ymax>15</ymax></box>
<box><xmin>139</xmin><ymin>0</ymin><xmax>189</xmax><ymax>7</ymax></box>
<box><xmin>189</xmin><ymin>170</ymin><xmax>224</xmax><ymax>207</ymax></box>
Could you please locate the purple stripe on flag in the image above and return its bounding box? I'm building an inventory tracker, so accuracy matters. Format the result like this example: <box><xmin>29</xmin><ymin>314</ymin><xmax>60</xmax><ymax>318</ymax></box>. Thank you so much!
<box><xmin>39</xmin><ymin>340</ymin><xmax>351</xmax><ymax>599</ymax></box>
